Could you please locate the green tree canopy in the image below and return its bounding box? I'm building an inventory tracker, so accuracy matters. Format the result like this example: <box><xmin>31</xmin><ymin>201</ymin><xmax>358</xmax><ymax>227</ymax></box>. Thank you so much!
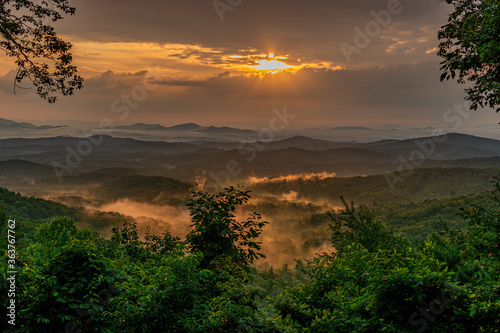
<box><xmin>186</xmin><ymin>187</ymin><xmax>268</xmax><ymax>269</ymax></box>
<box><xmin>0</xmin><ymin>0</ymin><xmax>83</xmax><ymax>103</ymax></box>
<box><xmin>438</xmin><ymin>0</ymin><xmax>500</xmax><ymax>111</ymax></box>
<box><xmin>328</xmin><ymin>196</ymin><xmax>405</xmax><ymax>254</ymax></box>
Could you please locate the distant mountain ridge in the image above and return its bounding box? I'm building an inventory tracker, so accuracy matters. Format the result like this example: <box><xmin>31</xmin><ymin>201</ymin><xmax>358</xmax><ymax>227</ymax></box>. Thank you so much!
<box><xmin>262</xmin><ymin>133</ymin><xmax>500</xmax><ymax>153</ymax></box>
<box><xmin>1</xmin><ymin>132</ymin><xmax>498</xmax><ymax>155</ymax></box>
<box><xmin>0</xmin><ymin>118</ymin><xmax>67</xmax><ymax>130</ymax></box>
<box><xmin>114</xmin><ymin>122</ymin><xmax>202</xmax><ymax>131</ymax></box>
<box><xmin>114</xmin><ymin>122</ymin><xmax>255</xmax><ymax>135</ymax></box>
<box><xmin>1</xmin><ymin>132</ymin><xmax>498</xmax><ymax>178</ymax></box>
<box><xmin>330</xmin><ymin>126</ymin><xmax>376</xmax><ymax>131</ymax></box>
<box><xmin>1</xmin><ymin>117</ymin><xmax>498</xmax><ymax>143</ymax></box>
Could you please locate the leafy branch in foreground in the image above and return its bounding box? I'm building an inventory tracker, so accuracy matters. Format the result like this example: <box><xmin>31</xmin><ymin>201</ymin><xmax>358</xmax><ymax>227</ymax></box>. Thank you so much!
<box><xmin>0</xmin><ymin>0</ymin><xmax>83</xmax><ymax>102</ymax></box>
<box><xmin>438</xmin><ymin>0</ymin><xmax>500</xmax><ymax>112</ymax></box>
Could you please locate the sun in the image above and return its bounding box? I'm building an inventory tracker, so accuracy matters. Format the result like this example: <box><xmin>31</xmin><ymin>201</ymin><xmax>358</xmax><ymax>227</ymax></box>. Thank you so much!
<box><xmin>250</xmin><ymin>53</ymin><xmax>299</xmax><ymax>74</ymax></box>
<box><xmin>226</xmin><ymin>53</ymin><xmax>304</xmax><ymax>75</ymax></box>
<box><xmin>255</xmin><ymin>59</ymin><xmax>295</xmax><ymax>71</ymax></box>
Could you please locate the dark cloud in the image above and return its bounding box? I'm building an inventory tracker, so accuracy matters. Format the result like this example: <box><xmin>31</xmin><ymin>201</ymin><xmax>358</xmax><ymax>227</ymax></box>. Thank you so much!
<box><xmin>55</xmin><ymin>0</ymin><xmax>450</xmax><ymax>66</ymax></box>
<box><xmin>2</xmin><ymin>62</ymin><xmax>498</xmax><ymax>129</ymax></box>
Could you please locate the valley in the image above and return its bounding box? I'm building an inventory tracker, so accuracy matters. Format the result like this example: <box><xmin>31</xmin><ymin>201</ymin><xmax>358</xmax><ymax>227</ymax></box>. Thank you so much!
<box><xmin>1</xmin><ymin>129</ymin><xmax>499</xmax><ymax>266</ymax></box>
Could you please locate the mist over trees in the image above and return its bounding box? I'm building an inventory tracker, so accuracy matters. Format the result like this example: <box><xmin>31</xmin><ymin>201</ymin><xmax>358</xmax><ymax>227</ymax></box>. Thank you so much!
<box><xmin>1</xmin><ymin>181</ymin><xmax>500</xmax><ymax>332</ymax></box>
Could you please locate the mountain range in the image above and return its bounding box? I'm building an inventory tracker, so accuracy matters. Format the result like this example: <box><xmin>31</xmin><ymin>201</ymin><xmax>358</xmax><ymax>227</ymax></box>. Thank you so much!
<box><xmin>113</xmin><ymin>122</ymin><xmax>256</xmax><ymax>135</ymax></box>
<box><xmin>0</xmin><ymin>118</ymin><xmax>67</xmax><ymax>130</ymax></box>
<box><xmin>1</xmin><ymin>118</ymin><xmax>498</xmax><ymax>143</ymax></box>
<box><xmin>0</xmin><ymin>133</ymin><xmax>499</xmax><ymax>186</ymax></box>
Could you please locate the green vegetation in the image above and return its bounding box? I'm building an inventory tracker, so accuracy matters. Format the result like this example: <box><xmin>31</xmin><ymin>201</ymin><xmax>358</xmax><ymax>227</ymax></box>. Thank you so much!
<box><xmin>251</xmin><ymin>167</ymin><xmax>500</xmax><ymax>205</ymax></box>
<box><xmin>275</xmin><ymin>180</ymin><xmax>500</xmax><ymax>332</ymax></box>
<box><xmin>0</xmin><ymin>0</ymin><xmax>83</xmax><ymax>103</ymax></box>
<box><xmin>438</xmin><ymin>0</ymin><xmax>500</xmax><ymax>111</ymax></box>
<box><xmin>94</xmin><ymin>175</ymin><xmax>192</xmax><ymax>206</ymax></box>
<box><xmin>1</xmin><ymin>178</ymin><xmax>499</xmax><ymax>332</ymax></box>
<box><xmin>0</xmin><ymin>187</ymin><xmax>78</xmax><ymax>248</ymax></box>
<box><xmin>186</xmin><ymin>187</ymin><xmax>268</xmax><ymax>268</ymax></box>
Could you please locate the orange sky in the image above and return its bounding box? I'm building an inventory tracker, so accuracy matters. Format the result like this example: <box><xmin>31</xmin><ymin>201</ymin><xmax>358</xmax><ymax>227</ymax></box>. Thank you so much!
<box><xmin>0</xmin><ymin>0</ymin><xmax>499</xmax><ymax>130</ymax></box>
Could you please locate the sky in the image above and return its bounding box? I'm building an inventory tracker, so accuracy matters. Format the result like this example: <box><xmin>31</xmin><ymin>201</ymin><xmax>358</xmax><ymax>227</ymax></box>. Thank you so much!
<box><xmin>1</xmin><ymin>0</ymin><xmax>499</xmax><ymax>131</ymax></box>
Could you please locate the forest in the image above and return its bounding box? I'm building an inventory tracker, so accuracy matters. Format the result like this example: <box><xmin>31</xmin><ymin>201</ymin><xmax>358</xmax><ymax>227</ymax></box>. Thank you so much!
<box><xmin>1</xmin><ymin>176</ymin><xmax>499</xmax><ymax>332</ymax></box>
<box><xmin>1</xmin><ymin>0</ymin><xmax>500</xmax><ymax>331</ymax></box>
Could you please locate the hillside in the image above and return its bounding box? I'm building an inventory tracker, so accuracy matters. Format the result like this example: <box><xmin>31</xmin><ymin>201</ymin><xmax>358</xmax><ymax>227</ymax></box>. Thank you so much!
<box><xmin>94</xmin><ymin>175</ymin><xmax>192</xmax><ymax>204</ymax></box>
<box><xmin>1</xmin><ymin>133</ymin><xmax>498</xmax><ymax>179</ymax></box>
<box><xmin>250</xmin><ymin>167</ymin><xmax>500</xmax><ymax>204</ymax></box>
<box><xmin>0</xmin><ymin>118</ymin><xmax>67</xmax><ymax>130</ymax></box>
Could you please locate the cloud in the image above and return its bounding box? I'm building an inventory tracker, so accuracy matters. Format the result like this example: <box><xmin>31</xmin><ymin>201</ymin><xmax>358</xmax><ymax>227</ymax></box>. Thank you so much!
<box><xmin>46</xmin><ymin>0</ymin><xmax>451</xmax><ymax>71</ymax></box>
<box><xmin>3</xmin><ymin>60</ymin><xmax>498</xmax><ymax>128</ymax></box>
<box><xmin>1</xmin><ymin>0</ymin><xmax>498</xmax><ymax>129</ymax></box>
